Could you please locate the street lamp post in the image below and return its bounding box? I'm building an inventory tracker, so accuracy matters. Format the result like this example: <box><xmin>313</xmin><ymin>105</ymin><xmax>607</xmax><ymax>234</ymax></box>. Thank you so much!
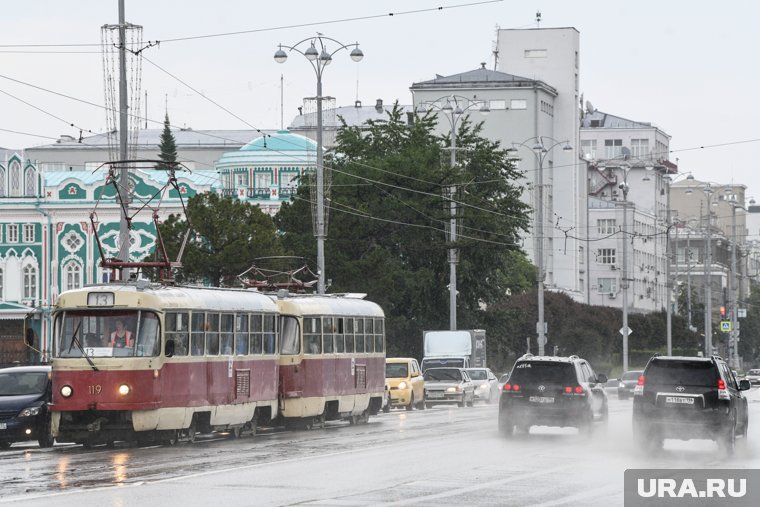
<box><xmin>275</xmin><ymin>35</ymin><xmax>363</xmax><ymax>294</ymax></box>
<box><xmin>416</xmin><ymin>96</ymin><xmax>490</xmax><ymax>330</ymax></box>
<box><xmin>619</xmin><ymin>175</ymin><xmax>631</xmax><ymax>373</ymax></box>
<box><xmin>509</xmin><ymin>137</ymin><xmax>572</xmax><ymax>356</ymax></box>
<box><xmin>728</xmin><ymin>197</ymin><xmax>745</xmax><ymax>369</ymax></box>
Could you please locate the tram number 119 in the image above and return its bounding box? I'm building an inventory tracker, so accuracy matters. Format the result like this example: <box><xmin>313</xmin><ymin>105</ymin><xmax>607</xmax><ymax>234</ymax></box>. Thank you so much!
<box><xmin>88</xmin><ymin>385</ymin><xmax>102</xmax><ymax>395</ymax></box>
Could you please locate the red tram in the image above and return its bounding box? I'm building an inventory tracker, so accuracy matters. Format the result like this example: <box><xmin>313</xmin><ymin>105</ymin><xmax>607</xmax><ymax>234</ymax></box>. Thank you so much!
<box><xmin>49</xmin><ymin>283</ymin><xmax>385</xmax><ymax>446</ymax></box>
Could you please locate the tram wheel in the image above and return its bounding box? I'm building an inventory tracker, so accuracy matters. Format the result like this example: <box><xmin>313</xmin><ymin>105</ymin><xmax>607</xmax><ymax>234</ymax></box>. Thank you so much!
<box><xmin>228</xmin><ymin>426</ymin><xmax>242</xmax><ymax>439</ymax></box>
<box><xmin>162</xmin><ymin>430</ymin><xmax>178</xmax><ymax>446</ymax></box>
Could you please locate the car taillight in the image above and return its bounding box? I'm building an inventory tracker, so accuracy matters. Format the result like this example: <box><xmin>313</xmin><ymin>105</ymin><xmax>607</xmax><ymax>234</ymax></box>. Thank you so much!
<box><xmin>564</xmin><ymin>386</ymin><xmax>572</xmax><ymax>393</ymax></box>
<box><xmin>574</xmin><ymin>386</ymin><xmax>584</xmax><ymax>394</ymax></box>
<box><xmin>503</xmin><ymin>383</ymin><xmax>512</xmax><ymax>391</ymax></box>
<box><xmin>718</xmin><ymin>378</ymin><xmax>730</xmax><ymax>400</ymax></box>
<box><xmin>513</xmin><ymin>384</ymin><xmax>521</xmax><ymax>391</ymax></box>
<box><xmin>634</xmin><ymin>375</ymin><xmax>645</xmax><ymax>396</ymax></box>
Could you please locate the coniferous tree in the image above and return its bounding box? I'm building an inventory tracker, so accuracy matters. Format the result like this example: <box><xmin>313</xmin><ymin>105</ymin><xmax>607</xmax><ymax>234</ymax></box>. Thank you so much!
<box><xmin>156</xmin><ymin>113</ymin><xmax>178</xmax><ymax>170</ymax></box>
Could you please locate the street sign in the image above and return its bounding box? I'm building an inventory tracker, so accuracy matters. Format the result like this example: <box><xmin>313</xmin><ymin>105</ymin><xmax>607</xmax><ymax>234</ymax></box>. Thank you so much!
<box><xmin>720</xmin><ymin>320</ymin><xmax>732</xmax><ymax>333</ymax></box>
<box><xmin>619</xmin><ymin>326</ymin><xmax>632</xmax><ymax>337</ymax></box>
<box><xmin>738</xmin><ymin>308</ymin><xmax>747</xmax><ymax>318</ymax></box>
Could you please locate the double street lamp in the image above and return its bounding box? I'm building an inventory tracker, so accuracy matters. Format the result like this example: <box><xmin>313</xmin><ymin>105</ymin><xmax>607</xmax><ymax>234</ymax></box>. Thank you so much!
<box><xmin>508</xmin><ymin>137</ymin><xmax>572</xmax><ymax>356</ymax></box>
<box><xmin>275</xmin><ymin>35</ymin><xmax>364</xmax><ymax>294</ymax></box>
<box><xmin>416</xmin><ymin>95</ymin><xmax>490</xmax><ymax>330</ymax></box>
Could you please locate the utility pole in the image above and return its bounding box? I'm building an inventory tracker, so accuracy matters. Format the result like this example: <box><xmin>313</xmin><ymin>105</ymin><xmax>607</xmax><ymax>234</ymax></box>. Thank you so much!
<box><xmin>117</xmin><ymin>0</ymin><xmax>131</xmax><ymax>280</ymax></box>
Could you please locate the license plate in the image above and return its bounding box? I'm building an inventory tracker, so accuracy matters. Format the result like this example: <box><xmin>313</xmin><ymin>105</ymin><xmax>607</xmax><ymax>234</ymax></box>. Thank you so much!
<box><xmin>427</xmin><ymin>392</ymin><xmax>444</xmax><ymax>399</ymax></box>
<box><xmin>665</xmin><ymin>396</ymin><xmax>695</xmax><ymax>405</ymax></box>
<box><xmin>529</xmin><ymin>396</ymin><xmax>555</xmax><ymax>404</ymax></box>
<box><xmin>0</xmin><ymin>422</ymin><xmax>6</xmax><ymax>430</ymax></box>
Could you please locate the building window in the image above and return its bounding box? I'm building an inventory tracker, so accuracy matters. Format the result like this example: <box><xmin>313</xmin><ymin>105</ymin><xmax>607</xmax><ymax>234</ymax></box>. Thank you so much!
<box><xmin>9</xmin><ymin>161</ymin><xmax>20</xmax><ymax>196</ymax></box>
<box><xmin>579</xmin><ymin>246</ymin><xmax>584</xmax><ymax>265</ymax></box>
<box><xmin>540</xmin><ymin>100</ymin><xmax>554</xmax><ymax>116</ymax></box>
<box><xmin>0</xmin><ymin>268</ymin><xmax>3</xmax><ymax>300</ymax></box>
<box><xmin>63</xmin><ymin>262</ymin><xmax>82</xmax><ymax>291</ymax></box>
<box><xmin>0</xmin><ymin>168</ymin><xmax>5</xmax><ymax>197</ymax></box>
<box><xmin>235</xmin><ymin>173</ymin><xmax>249</xmax><ymax>186</ymax></box>
<box><xmin>24</xmin><ymin>168</ymin><xmax>36</xmax><ymax>196</ymax></box>
<box><xmin>510</xmin><ymin>99</ymin><xmax>527</xmax><ymax>110</ymax></box>
<box><xmin>597</xmin><ymin>278</ymin><xmax>617</xmax><ymax>294</ymax></box>
<box><xmin>7</xmin><ymin>224</ymin><xmax>19</xmax><ymax>243</ymax></box>
<box><xmin>597</xmin><ymin>219</ymin><xmax>616</xmax><ymax>235</ymax></box>
<box><xmin>255</xmin><ymin>172</ymin><xmax>271</xmax><ymax>189</ymax></box>
<box><xmin>581</xmin><ymin>140</ymin><xmax>597</xmax><ymax>160</ymax></box>
<box><xmin>23</xmin><ymin>265</ymin><xmax>37</xmax><ymax>300</ymax></box>
<box><xmin>597</xmin><ymin>248</ymin><xmax>616</xmax><ymax>264</ymax></box>
<box><xmin>489</xmin><ymin>99</ymin><xmax>506</xmax><ymax>110</ymax></box>
<box><xmin>282</xmin><ymin>172</ymin><xmax>299</xmax><ymax>188</ymax></box>
<box><xmin>631</xmin><ymin>139</ymin><xmax>649</xmax><ymax>158</ymax></box>
<box><xmin>604</xmin><ymin>139</ymin><xmax>623</xmax><ymax>159</ymax></box>
<box><xmin>524</xmin><ymin>49</ymin><xmax>547</xmax><ymax>58</ymax></box>
<box><xmin>23</xmin><ymin>224</ymin><xmax>34</xmax><ymax>243</ymax></box>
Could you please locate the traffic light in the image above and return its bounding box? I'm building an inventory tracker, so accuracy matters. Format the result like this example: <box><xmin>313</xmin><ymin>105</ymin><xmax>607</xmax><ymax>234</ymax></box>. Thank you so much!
<box><xmin>720</xmin><ymin>306</ymin><xmax>726</xmax><ymax>318</ymax></box>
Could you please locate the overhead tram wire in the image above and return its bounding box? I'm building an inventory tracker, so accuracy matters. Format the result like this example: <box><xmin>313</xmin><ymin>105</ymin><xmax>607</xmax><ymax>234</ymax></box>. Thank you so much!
<box><xmin>0</xmin><ymin>1</ymin><xmax>503</xmax><ymax>49</ymax></box>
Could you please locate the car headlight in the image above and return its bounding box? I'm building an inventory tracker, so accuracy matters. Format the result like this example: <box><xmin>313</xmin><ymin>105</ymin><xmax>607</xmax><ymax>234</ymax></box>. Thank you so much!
<box><xmin>398</xmin><ymin>381</ymin><xmax>407</xmax><ymax>390</ymax></box>
<box><xmin>118</xmin><ymin>384</ymin><xmax>131</xmax><ymax>396</ymax></box>
<box><xmin>619</xmin><ymin>382</ymin><xmax>625</xmax><ymax>388</ymax></box>
<box><xmin>18</xmin><ymin>406</ymin><xmax>42</xmax><ymax>418</ymax></box>
<box><xmin>60</xmin><ymin>385</ymin><xmax>73</xmax><ymax>398</ymax></box>
<box><xmin>476</xmin><ymin>384</ymin><xmax>489</xmax><ymax>391</ymax></box>
<box><xmin>446</xmin><ymin>386</ymin><xmax>462</xmax><ymax>393</ymax></box>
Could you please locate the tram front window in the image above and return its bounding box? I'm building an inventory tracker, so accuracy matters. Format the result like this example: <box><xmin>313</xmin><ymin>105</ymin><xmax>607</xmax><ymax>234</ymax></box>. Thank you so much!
<box><xmin>55</xmin><ymin>311</ymin><xmax>160</xmax><ymax>358</ymax></box>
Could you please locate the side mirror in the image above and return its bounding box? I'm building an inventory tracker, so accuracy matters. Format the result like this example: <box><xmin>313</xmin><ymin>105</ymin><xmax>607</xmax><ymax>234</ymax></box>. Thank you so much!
<box><xmin>411</xmin><ymin>371</ymin><xmax>419</xmax><ymax>378</ymax></box>
<box><xmin>164</xmin><ymin>339</ymin><xmax>175</xmax><ymax>358</ymax></box>
<box><xmin>739</xmin><ymin>379</ymin><xmax>751</xmax><ymax>391</ymax></box>
<box><xmin>596</xmin><ymin>373</ymin><xmax>608</xmax><ymax>384</ymax></box>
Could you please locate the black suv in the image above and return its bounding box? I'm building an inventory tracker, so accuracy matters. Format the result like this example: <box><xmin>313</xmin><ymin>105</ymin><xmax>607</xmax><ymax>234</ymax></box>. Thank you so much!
<box><xmin>632</xmin><ymin>355</ymin><xmax>750</xmax><ymax>454</ymax></box>
<box><xmin>0</xmin><ymin>365</ymin><xmax>54</xmax><ymax>449</ymax></box>
<box><xmin>498</xmin><ymin>354</ymin><xmax>608</xmax><ymax>437</ymax></box>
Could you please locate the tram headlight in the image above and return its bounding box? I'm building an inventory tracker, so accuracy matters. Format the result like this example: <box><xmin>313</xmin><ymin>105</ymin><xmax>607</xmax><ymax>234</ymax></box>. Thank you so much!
<box><xmin>60</xmin><ymin>385</ymin><xmax>73</xmax><ymax>398</ymax></box>
<box><xmin>118</xmin><ymin>384</ymin><xmax>131</xmax><ymax>396</ymax></box>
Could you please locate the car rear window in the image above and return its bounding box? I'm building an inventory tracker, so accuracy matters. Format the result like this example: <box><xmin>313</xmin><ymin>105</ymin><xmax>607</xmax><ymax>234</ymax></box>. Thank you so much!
<box><xmin>508</xmin><ymin>362</ymin><xmax>577</xmax><ymax>384</ymax></box>
<box><xmin>423</xmin><ymin>369</ymin><xmax>462</xmax><ymax>381</ymax></box>
<box><xmin>385</xmin><ymin>363</ymin><xmax>409</xmax><ymax>378</ymax></box>
<box><xmin>622</xmin><ymin>371</ymin><xmax>642</xmax><ymax>381</ymax></box>
<box><xmin>748</xmin><ymin>370</ymin><xmax>760</xmax><ymax>375</ymax></box>
<box><xmin>467</xmin><ymin>369</ymin><xmax>487</xmax><ymax>380</ymax></box>
<box><xmin>645</xmin><ymin>360</ymin><xmax>719</xmax><ymax>386</ymax></box>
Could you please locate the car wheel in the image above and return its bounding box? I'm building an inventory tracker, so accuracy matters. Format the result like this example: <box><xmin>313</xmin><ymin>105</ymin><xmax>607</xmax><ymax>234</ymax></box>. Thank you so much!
<box><xmin>417</xmin><ymin>394</ymin><xmax>426</xmax><ymax>410</ymax></box>
<box><xmin>719</xmin><ymin>416</ymin><xmax>737</xmax><ymax>455</ymax></box>
<box><xmin>498</xmin><ymin>413</ymin><xmax>514</xmax><ymax>437</ymax></box>
<box><xmin>0</xmin><ymin>441</ymin><xmax>11</xmax><ymax>450</ymax></box>
<box><xmin>38</xmin><ymin>433</ymin><xmax>55</xmax><ymax>448</ymax></box>
<box><xmin>406</xmin><ymin>393</ymin><xmax>414</xmax><ymax>411</ymax></box>
<box><xmin>425</xmin><ymin>403</ymin><xmax>432</xmax><ymax>409</ymax></box>
<box><xmin>467</xmin><ymin>394</ymin><xmax>474</xmax><ymax>407</ymax></box>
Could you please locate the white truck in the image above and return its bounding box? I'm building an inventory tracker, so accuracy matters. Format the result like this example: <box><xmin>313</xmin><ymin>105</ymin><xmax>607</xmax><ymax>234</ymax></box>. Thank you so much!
<box><xmin>421</xmin><ymin>329</ymin><xmax>487</xmax><ymax>371</ymax></box>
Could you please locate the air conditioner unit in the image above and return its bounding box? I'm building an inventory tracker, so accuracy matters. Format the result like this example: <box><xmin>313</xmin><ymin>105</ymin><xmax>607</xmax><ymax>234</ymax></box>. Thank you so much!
<box><xmin>609</xmin><ymin>292</ymin><xmax>617</xmax><ymax>299</ymax></box>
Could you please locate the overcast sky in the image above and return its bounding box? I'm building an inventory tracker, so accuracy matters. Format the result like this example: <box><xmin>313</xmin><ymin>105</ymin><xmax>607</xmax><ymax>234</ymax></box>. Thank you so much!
<box><xmin>2</xmin><ymin>1</ymin><xmax>759</xmax><ymax>196</ymax></box>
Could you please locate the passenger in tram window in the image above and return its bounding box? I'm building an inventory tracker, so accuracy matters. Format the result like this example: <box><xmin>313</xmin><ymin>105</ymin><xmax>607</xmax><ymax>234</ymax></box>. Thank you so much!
<box><xmin>110</xmin><ymin>318</ymin><xmax>133</xmax><ymax>348</ymax></box>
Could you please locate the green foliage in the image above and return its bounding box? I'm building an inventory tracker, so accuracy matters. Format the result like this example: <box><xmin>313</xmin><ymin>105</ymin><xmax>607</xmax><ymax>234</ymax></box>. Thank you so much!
<box><xmin>159</xmin><ymin>193</ymin><xmax>283</xmax><ymax>286</ymax></box>
<box><xmin>275</xmin><ymin>103</ymin><xmax>532</xmax><ymax>357</ymax></box>
<box><xmin>738</xmin><ymin>281</ymin><xmax>760</xmax><ymax>367</ymax></box>
<box><xmin>156</xmin><ymin>113</ymin><xmax>178</xmax><ymax>170</ymax></box>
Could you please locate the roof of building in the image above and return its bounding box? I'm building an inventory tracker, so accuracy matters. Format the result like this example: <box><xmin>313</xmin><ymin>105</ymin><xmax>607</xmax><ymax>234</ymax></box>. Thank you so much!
<box><xmin>581</xmin><ymin>110</ymin><xmax>654</xmax><ymax>129</ymax></box>
<box><xmin>410</xmin><ymin>65</ymin><xmax>556</xmax><ymax>94</ymax></box>
<box><xmin>43</xmin><ymin>168</ymin><xmax>218</xmax><ymax>187</ymax></box>
<box><xmin>216</xmin><ymin>130</ymin><xmax>316</xmax><ymax>168</ymax></box>
<box><xmin>288</xmin><ymin>101</ymin><xmax>413</xmax><ymax>130</ymax></box>
<box><xmin>26</xmin><ymin>129</ymin><xmax>268</xmax><ymax>151</ymax></box>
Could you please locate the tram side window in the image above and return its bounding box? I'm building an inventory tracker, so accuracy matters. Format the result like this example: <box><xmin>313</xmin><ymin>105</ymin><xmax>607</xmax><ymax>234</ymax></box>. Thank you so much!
<box><xmin>355</xmin><ymin>318</ymin><xmax>365</xmax><ymax>353</ymax></box>
<box><xmin>263</xmin><ymin>314</ymin><xmax>277</xmax><ymax>354</ymax></box>
<box><xmin>344</xmin><ymin>318</ymin><xmax>355</xmax><ymax>353</ymax></box>
<box><xmin>280</xmin><ymin>315</ymin><xmax>300</xmax><ymax>355</ymax></box>
<box><xmin>206</xmin><ymin>313</ymin><xmax>220</xmax><ymax>355</ymax></box>
<box><xmin>220</xmin><ymin>313</ymin><xmax>234</xmax><ymax>355</ymax></box>
<box><xmin>304</xmin><ymin>317</ymin><xmax>321</xmax><ymax>355</ymax></box>
<box><xmin>190</xmin><ymin>312</ymin><xmax>206</xmax><ymax>356</ymax></box>
<box><xmin>135</xmin><ymin>312</ymin><xmax>161</xmax><ymax>357</ymax></box>
<box><xmin>322</xmin><ymin>317</ymin><xmax>334</xmax><ymax>354</ymax></box>
<box><xmin>374</xmin><ymin>318</ymin><xmax>384</xmax><ymax>353</ymax></box>
<box><xmin>163</xmin><ymin>312</ymin><xmax>187</xmax><ymax>356</ymax></box>
<box><xmin>235</xmin><ymin>314</ymin><xmax>249</xmax><ymax>355</ymax></box>
<box><xmin>335</xmin><ymin>317</ymin><xmax>345</xmax><ymax>353</ymax></box>
<box><xmin>250</xmin><ymin>314</ymin><xmax>263</xmax><ymax>355</ymax></box>
<box><xmin>364</xmin><ymin>318</ymin><xmax>375</xmax><ymax>353</ymax></box>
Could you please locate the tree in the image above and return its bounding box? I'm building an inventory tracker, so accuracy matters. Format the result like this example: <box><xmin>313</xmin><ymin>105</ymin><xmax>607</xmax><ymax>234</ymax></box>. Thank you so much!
<box><xmin>276</xmin><ymin>104</ymin><xmax>532</xmax><ymax>356</ymax></box>
<box><xmin>156</xmin><ymin>113</ymin><xmax>178</xmax><ymax>170</ymax></box>
<box><xmin>159</xmin><ymin>193</ymin><xmax>284</xmax><ymax>286</ymax></box>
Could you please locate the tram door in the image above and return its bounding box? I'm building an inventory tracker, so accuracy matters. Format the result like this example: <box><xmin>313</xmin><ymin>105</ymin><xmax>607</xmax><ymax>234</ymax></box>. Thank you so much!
<box><xmin>278</xmin><ymin>316</ymin><xmax>304</xmax><ymax>411</ymax></box>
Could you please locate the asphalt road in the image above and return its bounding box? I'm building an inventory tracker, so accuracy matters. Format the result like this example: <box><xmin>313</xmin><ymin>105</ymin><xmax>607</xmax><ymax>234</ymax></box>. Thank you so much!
<box><xmin>2</xmin><ymin>388</ymin><xmax>759</xmax><ymax>506</ymax></box>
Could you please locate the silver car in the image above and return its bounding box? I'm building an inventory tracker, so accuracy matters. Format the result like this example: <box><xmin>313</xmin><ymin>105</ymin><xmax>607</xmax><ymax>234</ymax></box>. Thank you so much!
<box><xmin>423</xmin><ymin>367</ymin><xmax>475</xmax><ymax>408</ymax></box>
<box><xmin>745</xmin><ymin>369</ymin><xmax>760</xmax><ymax>386</ymax></box>
<box><xmin>465</xmin><ymin>367</ymin><xmax>499</xmax><ymax>403</ymax></box>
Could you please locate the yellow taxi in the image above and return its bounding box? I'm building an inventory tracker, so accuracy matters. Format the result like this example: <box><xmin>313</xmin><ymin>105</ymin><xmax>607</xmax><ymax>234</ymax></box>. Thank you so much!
<box><xmin>385</xmin><ymin>358</ymin><xmax>425</xmax><ymax>411</ymax></box>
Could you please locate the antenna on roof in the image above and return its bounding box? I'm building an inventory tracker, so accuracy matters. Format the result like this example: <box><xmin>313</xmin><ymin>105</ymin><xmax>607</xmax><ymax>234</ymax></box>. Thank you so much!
<box><xmin>536</xmin><ymin>10</ymin><xmax>542</xmax><ymax>28</ymax></box>
<box><xmin>492</xmin><ymin>24</ymin><xmax>500</xmax><ymax>70</ymax></box>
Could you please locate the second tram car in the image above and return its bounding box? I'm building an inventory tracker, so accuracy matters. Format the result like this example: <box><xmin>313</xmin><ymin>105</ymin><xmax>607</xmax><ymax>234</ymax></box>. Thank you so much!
<box><xmin>49</xmin><ymin>283</ymin><xmax>386</xmax><ymax>446</ymax></box>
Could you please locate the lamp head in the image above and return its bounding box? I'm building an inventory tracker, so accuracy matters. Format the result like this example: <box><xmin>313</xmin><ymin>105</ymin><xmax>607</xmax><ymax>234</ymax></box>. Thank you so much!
<box><xmin>305</xmin><ymin>43</ymin><xmax>318</xmax><ymax>61</ymax></box>
<box><xmin>274</xmin><ymin>46</ymin><xmax>288</xmax><ymax>64</ymax></box>
<box><xmin>350</xmin><ymin>46</ymin><xmax>364</xmax><ymax>62</ymax></box>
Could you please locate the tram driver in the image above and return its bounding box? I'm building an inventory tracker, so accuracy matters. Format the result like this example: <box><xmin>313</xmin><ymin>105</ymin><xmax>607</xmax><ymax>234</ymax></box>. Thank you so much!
<box><xmin>110</xmin><ymin>318</ymin><xmax>134</xmax><ymax>348</ymax></box>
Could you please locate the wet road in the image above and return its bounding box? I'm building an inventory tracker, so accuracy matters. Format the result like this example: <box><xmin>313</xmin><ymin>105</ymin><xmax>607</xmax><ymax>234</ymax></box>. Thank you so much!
<box><xmin>2</xmin><ymin>389</ymin><xmax>760</xmax><ymax>506</ymax></box>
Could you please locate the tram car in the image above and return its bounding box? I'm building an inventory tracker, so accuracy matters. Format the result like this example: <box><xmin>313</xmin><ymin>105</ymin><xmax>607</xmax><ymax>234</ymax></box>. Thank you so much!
<box><xmin>50</xmin><ymin>283</ymin><xmax>280</xmax><ymax>447</ymax></box>
<box><xmin>273</xmin><ymin>291</ymin><xmax>386</xmax><ymax>429</ymax></box>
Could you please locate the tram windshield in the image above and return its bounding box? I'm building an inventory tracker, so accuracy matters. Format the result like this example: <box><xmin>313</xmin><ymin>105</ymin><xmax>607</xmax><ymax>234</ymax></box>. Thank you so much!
<box><xmin>55</xmin><ymin>310</ymin><xmax>160</xmax><ymax>358</ymax></box>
